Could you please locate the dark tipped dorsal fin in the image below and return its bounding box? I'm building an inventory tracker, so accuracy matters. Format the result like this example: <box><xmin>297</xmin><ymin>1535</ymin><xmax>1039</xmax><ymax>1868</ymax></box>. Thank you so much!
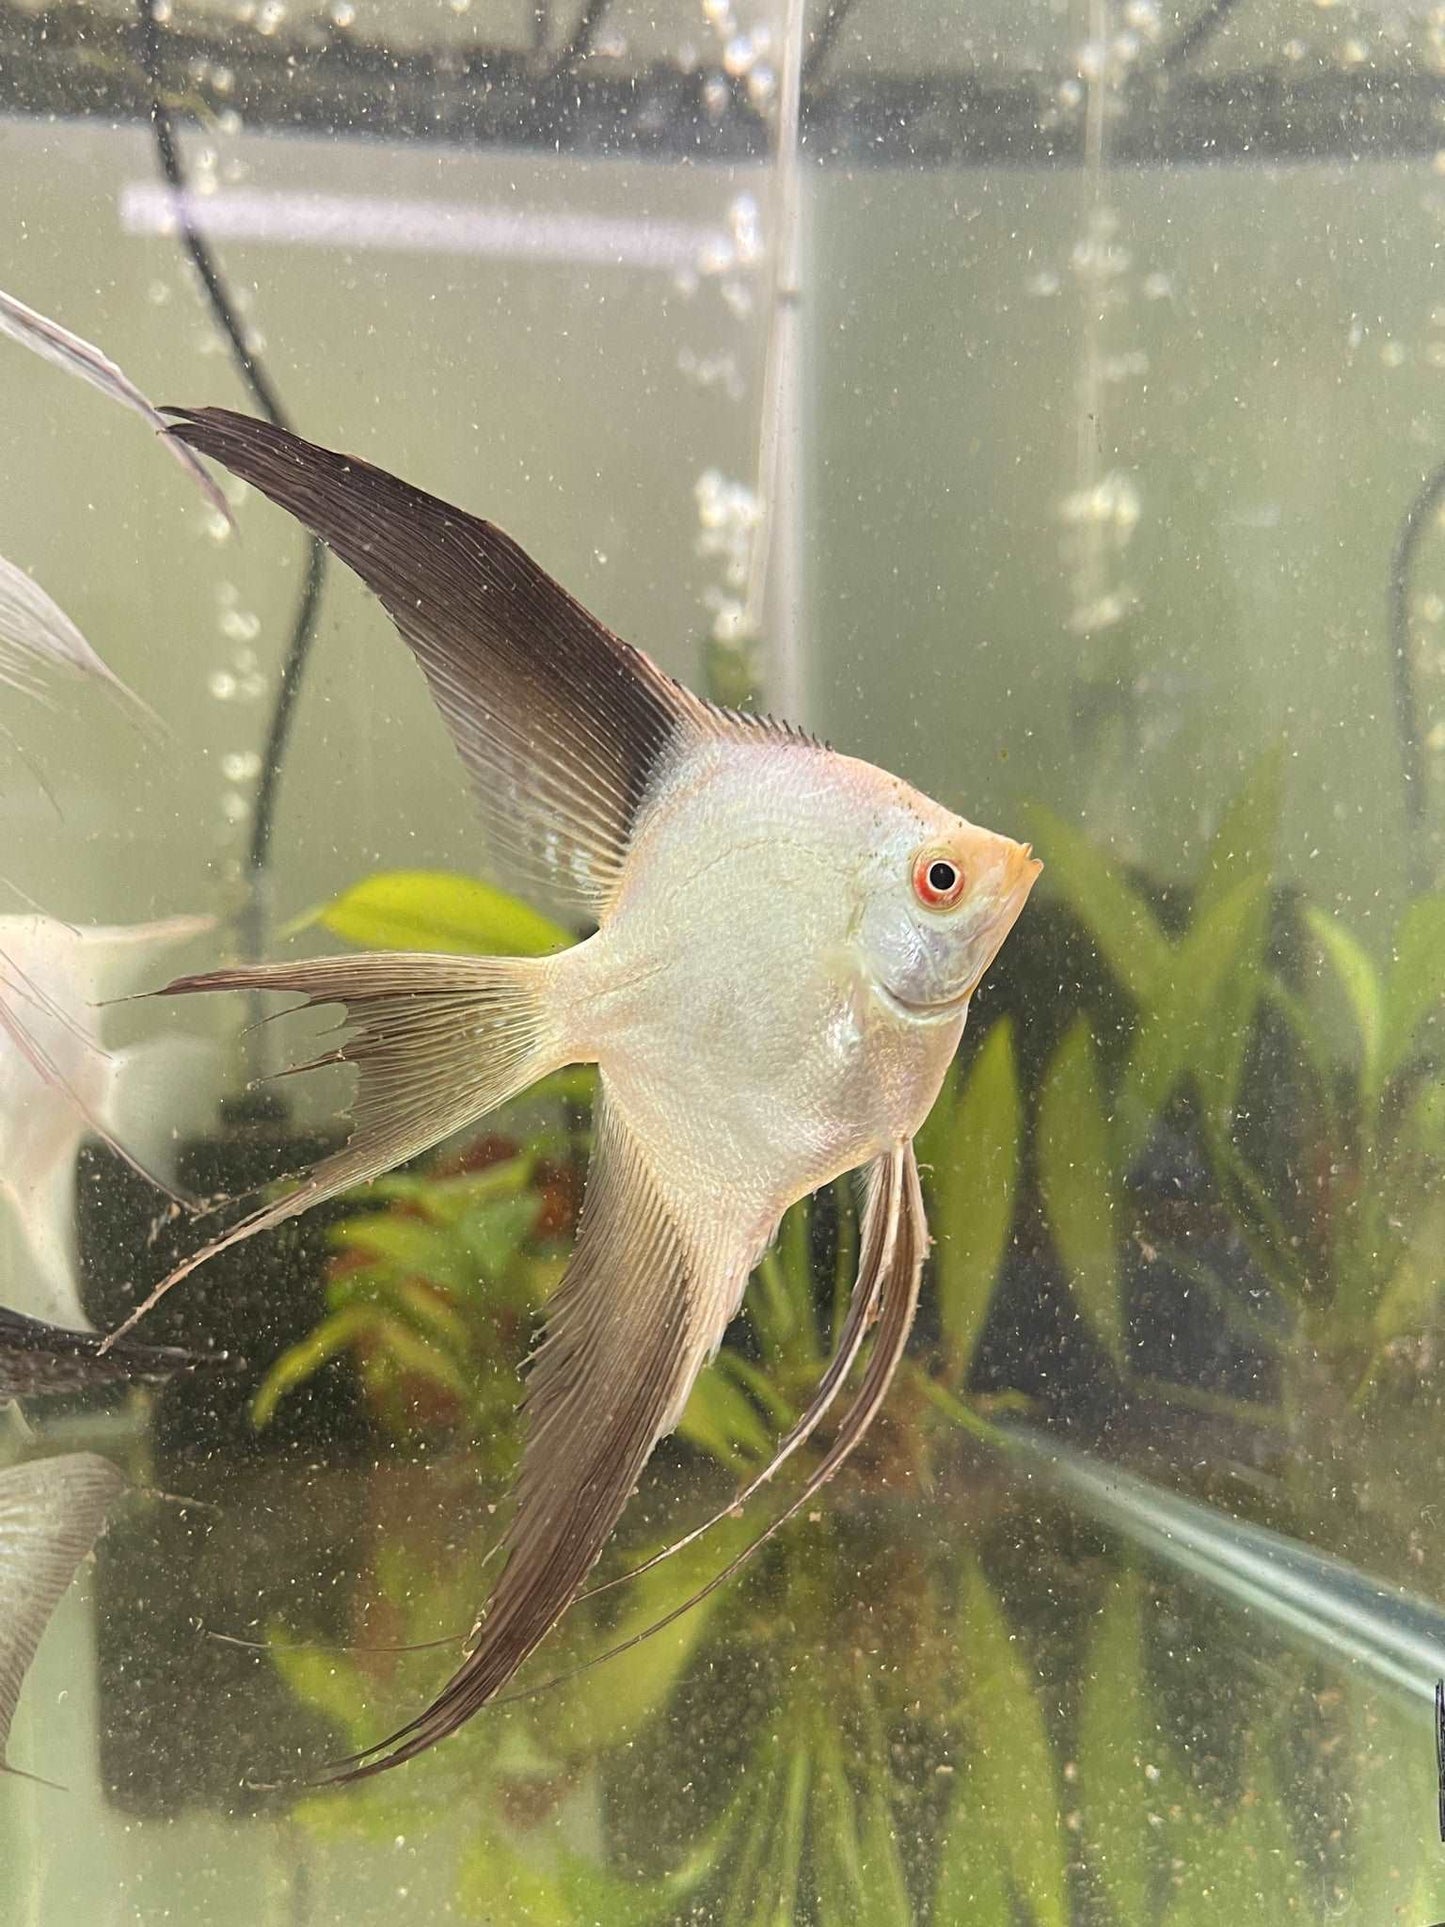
<box><xmin>165</xmin><ymin>407</ymin><xmax>714</xmax><ymax>919</ymax></box>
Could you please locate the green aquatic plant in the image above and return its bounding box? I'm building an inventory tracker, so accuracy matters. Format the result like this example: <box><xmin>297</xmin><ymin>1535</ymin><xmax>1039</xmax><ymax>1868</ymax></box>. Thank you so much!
<box><xmin>260</xmin><ymin>1409</ymin><xmax>1445</xmax><ymax>1926</ymax></box>
<box><xmin>245</xmin><ymin>840</ymin><xmax>1445</xmax><ymax>1919</ymax></box>
<box><xmin>1028</xmin><ymin>753</ymin><xmax>1444</xmax><ymax>1404</ymax></box>
<box><xmin>250</xmin><ymin>1156</ymin><xmax>567</xmax><ymax>1443</ymax></box>
<box><xmin>1027</xmin><ymin>753</ymin><xmax>1283</xmax><ymax>1362</ymax></box>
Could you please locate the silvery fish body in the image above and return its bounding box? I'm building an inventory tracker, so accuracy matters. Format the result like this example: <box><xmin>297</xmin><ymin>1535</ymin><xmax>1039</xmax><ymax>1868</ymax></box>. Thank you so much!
<box><xmin>0</xmin><ymin>911</ymin><xmax>213</xmax><ymax>1328</ymax></box>
<box><xmin>122</xmin><ymin>408</ymin><xmax>1040</xmax><ymax>1778</ymax></box>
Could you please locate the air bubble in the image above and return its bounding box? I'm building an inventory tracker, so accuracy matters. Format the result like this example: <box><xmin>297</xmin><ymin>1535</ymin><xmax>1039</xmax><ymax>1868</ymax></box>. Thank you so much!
<box><xmin>728</xmin><ymin>194</ymin><xmax>762</xmax><ymax>268</ymax></box>
<box><xmin>747</xmin><ymin>65</ymin><xmax>777</xmax><ymax>109</ymax></box>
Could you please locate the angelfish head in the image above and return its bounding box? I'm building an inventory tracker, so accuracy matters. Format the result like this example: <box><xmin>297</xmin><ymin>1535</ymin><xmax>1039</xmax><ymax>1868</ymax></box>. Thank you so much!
<box><xmin>856</xmin><ymin>799</ymin><xmax>1042</xmax><ymax>1026</ymax></box>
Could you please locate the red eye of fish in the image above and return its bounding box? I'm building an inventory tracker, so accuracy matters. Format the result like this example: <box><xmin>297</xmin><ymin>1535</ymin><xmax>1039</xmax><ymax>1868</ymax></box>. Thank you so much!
<box><xmin>912</xmin><ymin>851</ymin><xmax>966</xmax><ymax>910</ymax></box>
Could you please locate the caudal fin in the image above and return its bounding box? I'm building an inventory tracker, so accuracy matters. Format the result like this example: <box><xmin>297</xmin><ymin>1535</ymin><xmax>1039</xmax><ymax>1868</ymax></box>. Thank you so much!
<box><xmin>104</xmin><ymin>951</ymin><xmax>560</xmax><ymax>1345</ymax></box>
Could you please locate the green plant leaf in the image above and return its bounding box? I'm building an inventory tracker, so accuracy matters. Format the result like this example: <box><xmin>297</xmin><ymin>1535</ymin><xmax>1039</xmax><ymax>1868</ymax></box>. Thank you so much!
<box><xmin>541</xmin><ymin>1520</ymin><xmax>749</xmax><ymax>1760</ymax></box>
<box><xmin>1381</xmin><ymin>891</ymin><xmax>1445</xmax><ymax>1087</ymax></box>
<box><xmin>933</xmin><ymin>1756</ymin><xmax>1014</xmax><ymax>1926</ymax></box>
<box><xmin>1196</xmin><ymin>746</ymin><xmax>1284</xmax><ymax>921</ymax></box>
<box><xmin>677</xmin><ymin>1366</ymin><xmax>774</xmax><ymax>1469</ymax></box>
<box><xmin>1305</xmin><ymin>904</ymin><xmax>1384</xmax><ymax>1106</ymax></box>
<box><xmin>1026</xmin><ymin>805</ymin><xmax>1170</xmax><ymax>1003</ymax></box>
<box><xmin>931</xmin><ymin>1018</ymin><xmax>1022</xmax><ymax>1387</ymax></box>
<box><xmin>1159</xmin><ymin>1739</ymin><xmax>1303</xmax><ymax>1926</ymax></box>
<box><xmin>293</xmin><ymin>869</ymin><xmax>572</xmax><ymax>957</ymax></box>
<box><xmin>1371</xmin><ymin>1193</ymin><xmax>1445</xmax><ymax>1353</ymax></box>
<box><xmin>332</xmin><ymin>1213</ymin><xmax>469</xmax><ymax>1290</ymax></box>
<box><xmin>453</xmin><ymin>1193</ymin><xmax>544</xmax><ymax>1280</ymax></box>
<box><xmin>454</xmin><ymin>1835</ymin><xmax>575</xmax><ymax>1927</ymax></box>
<box><xmin>365</xmin><ymin>1157</ymin><xmax>533</xmax><ymax>1216</ymax></box>
<box><xmin>357</xmin><ymin>1314</ymin><xmax>475</xmax><ymax>1400</ymax></box>
<box><xmin>1343</xmin><ymin>1682</ymin><xmax>1445</xmax><ymax>1923</ymax></box>
<box><xmin>811</xmin><ymin>1725</ymin><xmax>868</xmax><ymax>1923</ymax></box>
<box><xmin>1115</xmin><ymin>877</ymin><xmax>1268</xmax><ymax>1170</ymax></box>
<box><xmin>269</xmin><ymin>1639</ymin><xmax>374</xmax><ymax>1737</ymax></box>
<box><xmin>855</xmin><ymin>1764</ymin><xmax>913</xmax><ymax>1927</ymax></box>
<box><xmin>1192</xmin><ymin>752</ymin><xmax>1282</xmax><ymax>1118</ymax></box>
<box><xmin>1038</xmin><ymin>1017</ymin><xmax>1122</xmax><ymax>1360</ymax></box>
<box><xmin>954</xmin><ymin>1554</ymin><xmax>1069</xmax><ymax>1927</ymax></box>
<box><xmin>1402</xmin><ymin>1071</ymin><xmax>1445</xmax><ymax>1164</ymax></box>
<box><xmin>1077</xmin><ymin>1569</ymin><xmax>1159</xmax><ymax>1926</ymax></box>
<box><xmin>250</xmin><ymin>1305</ymin><xmax>376</xmax><ymax>1427</ymax></box>
<box><xmin>743</xmin><ymin>1742</ymin><xmax>811</xmax><ymax>1927</ymax></box>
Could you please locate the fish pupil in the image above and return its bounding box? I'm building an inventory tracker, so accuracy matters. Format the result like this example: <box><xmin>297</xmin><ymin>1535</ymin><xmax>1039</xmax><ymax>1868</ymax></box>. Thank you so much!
<box><xmin>928</xmin><ymin>861</ymin><xmax>957</xmax><ymax>893</ymax></box>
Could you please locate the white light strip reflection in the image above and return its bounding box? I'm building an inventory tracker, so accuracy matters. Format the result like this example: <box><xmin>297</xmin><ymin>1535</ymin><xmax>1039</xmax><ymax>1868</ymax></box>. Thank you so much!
<box><xmin>120</xmin><ymin>183</ymin><xmax>725</xmax><ymax>272</ymax></box>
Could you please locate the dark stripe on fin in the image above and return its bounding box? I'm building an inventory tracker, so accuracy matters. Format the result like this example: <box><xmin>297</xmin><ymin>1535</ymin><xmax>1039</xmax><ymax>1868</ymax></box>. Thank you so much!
<box><xmin>580</xmin><ymin>1150</ymin><xmax>896</xmax><ymax>1603</ymax></box>
<box><xmin>322</xmin><ymin>1085</ymin><xmax>719</xmax><ymax>1783</ymax></box>
<box><xmin>0</xmin><ymin>1307</ymin><xmax>220</xmax><ymax>1401</ymax></box>
<box><xmin>483</xmin><ymin>1142</ymin><xmax>927</xmax><ymax>1717</ymax></box>
<box><xmin>325</xmin><ymin>1140</ymin><xmax>926</xmax><ymax>1781</ymax></box>
<box><xmin>164</xmin><ymin>406</ymin><xmax>709</xmax><ymax>918</ymax></box>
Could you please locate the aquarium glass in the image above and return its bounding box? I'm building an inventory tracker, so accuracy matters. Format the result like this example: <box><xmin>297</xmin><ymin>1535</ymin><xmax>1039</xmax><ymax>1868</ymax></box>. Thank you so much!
<box><xmin>2</xmin><ymin>0</ymin><xmax>1444</xmax><ymax>1921</ymax></box>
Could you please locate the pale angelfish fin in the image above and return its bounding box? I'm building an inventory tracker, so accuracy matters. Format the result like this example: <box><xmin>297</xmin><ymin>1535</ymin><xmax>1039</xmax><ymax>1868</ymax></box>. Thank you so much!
<box><xmin>0</xmin><ymin>551</ymin><xmax>158</xmax><ymax>730</ymax></box>
<box><xmin>323</xmin><ymin>1085</ymin><xmax>741</xmax><ymax>1783</ymax></box>
<box><xmin>105</xmin><ymin>952</ymin><xmax>558</xmax><ymax>1345</ymax></box>
<box><xmin>0</xmin><ymin>1452</ymin><xmax>126</xmax><ymax>1781</ymax></box>
<box><xmin>0</xmin><ymin>288</ymin><xmax>232</xmax><ymax>527</ymax></box>
<box><xmin>164</xmin><ymin>405</ymin><xmax>715</xmax><ymax>919</ymax></box>
<box><xmin>454</xmin><ymin>1142</ymin><xmax>927</xmax><ymax>1721</ymax></box>
<box><xmin>583</xmin><ymin>1149</ymin><xmax>901</xmax><ymax>1604</ymax></box>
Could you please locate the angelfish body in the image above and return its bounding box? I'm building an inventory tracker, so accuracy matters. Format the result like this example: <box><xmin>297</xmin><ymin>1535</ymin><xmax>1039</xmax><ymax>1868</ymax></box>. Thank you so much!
<box><xmin>566</xmin><ymin>734</ymin><xmax>1029</xmax><ymax>1264</ymax></box>
<box><xmin>132</xmin><ymin>408</ymin><xmax>1040</xmax><ymax>1779</ymax></box>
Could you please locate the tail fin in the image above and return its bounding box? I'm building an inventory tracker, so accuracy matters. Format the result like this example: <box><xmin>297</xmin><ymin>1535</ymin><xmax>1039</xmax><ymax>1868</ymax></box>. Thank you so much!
<box><xmin>103</xmin><ymin>952</ymin><xmax>559</xmax><ymax>1346</ymax></box>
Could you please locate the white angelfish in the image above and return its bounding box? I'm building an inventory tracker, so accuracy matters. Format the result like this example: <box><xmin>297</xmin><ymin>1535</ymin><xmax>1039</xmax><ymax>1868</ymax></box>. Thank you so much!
<box><xmin>0</xmin><ymin>913</ymin><xmax>215</xmax><ymax>1329</ymax></box>
<box><xmin>121</xmin><ymin>407</ymin><xmax>1041</xmax><ymax>1779</ymax></box>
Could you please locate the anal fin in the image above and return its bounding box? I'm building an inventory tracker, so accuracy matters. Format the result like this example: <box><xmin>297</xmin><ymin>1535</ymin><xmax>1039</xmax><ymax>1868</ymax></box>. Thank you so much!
<box><xmin>324</xmin><ymin>1081</ymin><xmax>737</xmax><ymax>1782</ymax></box>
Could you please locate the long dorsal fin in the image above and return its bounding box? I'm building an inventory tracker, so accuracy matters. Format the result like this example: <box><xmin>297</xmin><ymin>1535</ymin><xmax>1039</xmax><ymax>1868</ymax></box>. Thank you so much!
<box><xmin>165</xmin><ymin>406</ymin><xmax>714</xmax><ymax>920</ymax></box>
